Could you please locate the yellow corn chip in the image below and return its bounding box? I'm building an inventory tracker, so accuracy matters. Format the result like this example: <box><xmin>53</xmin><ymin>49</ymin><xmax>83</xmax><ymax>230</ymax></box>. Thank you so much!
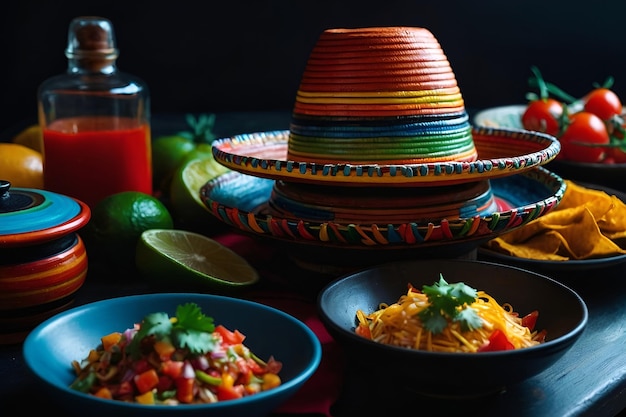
<box><xmin>485</xmin><ymin>180</ymin><xmax>626</xmax><ymax>260</ymax></box>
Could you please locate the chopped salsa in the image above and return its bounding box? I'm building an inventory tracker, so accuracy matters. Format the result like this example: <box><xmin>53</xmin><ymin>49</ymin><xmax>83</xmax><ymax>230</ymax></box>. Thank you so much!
<box><xmin>69</xmin><ymin>302</ymin><xmax>282</xmax><ymax>404</ymax></box>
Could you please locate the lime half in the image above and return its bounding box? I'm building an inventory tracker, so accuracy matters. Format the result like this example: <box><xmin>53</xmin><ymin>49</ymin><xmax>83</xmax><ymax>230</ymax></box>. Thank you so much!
<box><xmin>136</xmin><ymin>229</ymin><xmax>259</xmax><ymax>290</ymax></box>
<box><xmin>169</xmin><ymin>155</ymin><xmax>230</xmax><ymax>230</ymax></box>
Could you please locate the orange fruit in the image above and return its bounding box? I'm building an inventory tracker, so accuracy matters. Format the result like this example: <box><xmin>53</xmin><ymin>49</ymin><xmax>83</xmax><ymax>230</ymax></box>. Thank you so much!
<box><xmin>0</xmin><ymin>143</ymin><xmax>44</xmax><ymax>189</ymax></box>
<box><xmin>12</xmin><ymin>124</ymin><xmax>43</xmax><ymax>153</ymax></box>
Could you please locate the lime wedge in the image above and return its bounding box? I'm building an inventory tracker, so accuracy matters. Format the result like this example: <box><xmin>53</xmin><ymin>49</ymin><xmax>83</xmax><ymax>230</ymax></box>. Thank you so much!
<box><xmin>169</xmin><ymin>155</ymin><xmax>230</xmax><ymax>229</ymax></box>
<box><xmin>135</xmin><ymin>229</ymin><xmax>259</xmax><ymax>290</ymax></box>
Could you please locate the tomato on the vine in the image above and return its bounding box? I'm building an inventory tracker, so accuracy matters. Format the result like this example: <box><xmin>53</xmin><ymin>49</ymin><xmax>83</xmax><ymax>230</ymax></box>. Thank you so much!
<box><xmin>521</xmin><ymin>98</ymin><xmax>564</xmax><ymax>137</ymax></box>
<box><xmin>558</xmin><ymin>111</ymin><xmax>610</xmax><ymax>163</ymax></box>
<box><xmin>584</xmin><ymin>88</ymin><xmax>622</xmax><ymax>121</ymax></box>
<box><xmin>610</xmin><ymin>147</ymin><xmax>626</xmax><ymax>163</ymax></box>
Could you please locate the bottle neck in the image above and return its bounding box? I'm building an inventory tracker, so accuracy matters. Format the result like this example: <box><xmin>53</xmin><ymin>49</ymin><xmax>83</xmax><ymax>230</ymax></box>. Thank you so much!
<box><xmin>67</xmin><ymin>57</ymin><xmax>117</xmax><ymax>75</ymax></box>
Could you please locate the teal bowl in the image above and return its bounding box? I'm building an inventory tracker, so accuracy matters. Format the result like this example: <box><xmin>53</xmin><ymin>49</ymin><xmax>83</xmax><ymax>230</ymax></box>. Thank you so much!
<box><xmin>23</xmin><ymin>293</ymin><xmax>322</xmax><ymax>417</ymax></box>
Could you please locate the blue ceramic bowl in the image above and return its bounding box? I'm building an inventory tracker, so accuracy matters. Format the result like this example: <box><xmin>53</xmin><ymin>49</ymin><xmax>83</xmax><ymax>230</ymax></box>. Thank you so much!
<box><xmin>318</xmin><ymin>259</ymin><xmax>588</xmax><ymax>398</ymax></box>
<box><xmin>23</xmin><ymin>293</ymin><xmax>322</xmax><ymax>417</ymax></box>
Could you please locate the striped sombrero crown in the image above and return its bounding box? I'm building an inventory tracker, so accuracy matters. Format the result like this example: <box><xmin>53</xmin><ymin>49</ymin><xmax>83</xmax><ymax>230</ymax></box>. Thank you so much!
<box><xmin>288</xmin><ymin>26</ymin><xmax>476</xmax><ymax>165</ymax></box>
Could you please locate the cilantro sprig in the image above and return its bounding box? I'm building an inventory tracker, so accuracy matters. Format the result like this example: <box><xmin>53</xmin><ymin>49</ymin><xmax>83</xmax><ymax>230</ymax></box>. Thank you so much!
<box><xmin>129</xmin><ymin>303</ymin><xmax>216</xmax><ymax>358</ymax></box>
<box><xmin>417</xmin><ymin>275</ymin><xmax>483</xmax><ymax>334</ymax></box>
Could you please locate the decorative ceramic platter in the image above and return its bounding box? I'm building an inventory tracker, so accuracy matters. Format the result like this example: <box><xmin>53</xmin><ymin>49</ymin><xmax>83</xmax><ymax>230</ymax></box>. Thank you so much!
<box><xmin>473</xmin><ymin>105</ymin><xmax>626</xmax><ymax>191</ymax></box>
<box><xmin>200</xmin><ymin>166</ymin><xmax>565</xmax><ymax>250</ymax></box>
<box><xmin>211</xmin><ymin>127</ymin><xmax>560</xmax><ymax>187</ymax></box>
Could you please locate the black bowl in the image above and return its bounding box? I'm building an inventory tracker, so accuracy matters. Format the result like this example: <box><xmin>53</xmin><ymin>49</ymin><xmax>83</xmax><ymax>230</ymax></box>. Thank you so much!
<box><xmin>317</xmin><ymin>259</ymin><xmax>588</xmax><ymax>398</ymax></box>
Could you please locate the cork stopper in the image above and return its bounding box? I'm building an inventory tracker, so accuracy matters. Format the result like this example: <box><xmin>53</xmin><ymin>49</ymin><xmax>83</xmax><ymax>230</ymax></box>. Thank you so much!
<box><xmin>65</xmin><ymin>16</ymin><xmax>119</xmax><ymax>60</ymax></box>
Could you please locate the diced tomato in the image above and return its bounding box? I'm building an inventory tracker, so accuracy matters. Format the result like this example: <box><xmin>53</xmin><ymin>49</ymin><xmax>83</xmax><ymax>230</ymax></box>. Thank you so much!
<box><xmin>245</xmin><ymin>358</ymin><xmax>265</xmax><ymax>374</ymax></box>
<box><xmin>478</xmin><ymin>329</ymin><xmax>515</xmax><ymax>352</ymax></box>
<box><xmin>233</xmin><ymin>356</ymin><xmax>254</xmax><ymax>384</ymax></box>
<box><xmin>521</xmin><ymin>310</ymin><xmax>539</xmax><ymax>331</ymax></box>
<box><xmin>355</xmin><ymin>323</ymin><xmax>372</xmax><ymax>339</ymax></box>
<box><xmin>175</xmin><ymin>377</ymin><xmax>195</xmax><ymax>403</ymax></box>
<box><xmin>214</xmin><ymin>325</ymin><xmax>246</xmax><ymax>345</ymax></box>
<box><xmin>217</xmin><ymin>384</ymin><xmax>245</xmax><ymax>401</ymax></box>
<box><xmin>217</xmin><ymin>372</ymin><xmax>244</xmax><ymax>401</ymax></box>
<box><xmin>161</xmin><ymin>360</ymin><xmax>184</xmax><ymax>378</ymax></box>
<box><xmin>134</xmin><ymin>368</ymin><xmax>160</xmax><ymax>394</ymax></box>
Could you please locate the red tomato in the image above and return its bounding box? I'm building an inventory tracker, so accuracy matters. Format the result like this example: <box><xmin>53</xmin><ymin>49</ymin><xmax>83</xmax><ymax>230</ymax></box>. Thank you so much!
<box><xmin>521</xmin><ymin>310</ymin><xmax>539</xmax><ymax>331</ymax></box>
<box><xmin>559</xmin><ymin>111</ymin><xmax>610</xmax><ymax>163</ymax></box>
<box><xmin>611</xmin><ymin>147</ymin><xmax>626</xmax><ymax>163</ymax></box>
<box><xmin>161</xmin><ymin>360</ymin><xmax>184</xmax><ymax>378</ymax></box>
<box><xmin>355</xmin><ymin>323</ymin><xmax>372</xmax><ymax>339</ymax></box>
<box><xmin>217</xmin><ymin>384</ymin><xmax>245</xmax><ymax>401</ymax></box>
<box><xmin>607</xmin><ymin>121</ymin><xmax>626</xmax><ymax>163</ymax></box>
<box><xmin>478</xmin><ymin>329</ymin><xmax>515</xmax><ymax>352</ymax></box>
<box><xmin>521</xmin><ymin>98</ymin><xmax>564</xmax><ymax>137</ymax></box>
<box><xmin>175</xmin><ymin>377</ymin><xmax>195</xmax><ymax>403</ymax></box>
<box><xmin>214</xmin><ymin>324</ymin><xmax>246</xmax><ymax>345</ymax></box>
<box><xmin>584</xmin><ymin>88</ymin><xmax>622</xmax><ymax>121</ymax></box>
<box><xmin>134</xmin><ymin>369</ymin><xmax>160</xmax><ymax>394</ymax></box>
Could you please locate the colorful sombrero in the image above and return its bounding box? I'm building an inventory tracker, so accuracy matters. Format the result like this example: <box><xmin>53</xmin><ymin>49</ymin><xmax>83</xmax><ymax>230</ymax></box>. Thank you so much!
<box><xmin>203</xmin><ymin>27</ymin><xmax>564</xmax><ymax>253</ymax></box>
<box><xmin>213</xmin><ymin>27</ymin><xmax>559</xmax><ymax>186</ymax></box>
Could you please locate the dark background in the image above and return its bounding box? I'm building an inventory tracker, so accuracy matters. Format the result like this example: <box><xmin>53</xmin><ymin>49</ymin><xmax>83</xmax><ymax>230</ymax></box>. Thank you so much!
<box><xmin>1</xmin><ymin>0</ymin><xmax>625</xmax><ymax>137</ymax></box>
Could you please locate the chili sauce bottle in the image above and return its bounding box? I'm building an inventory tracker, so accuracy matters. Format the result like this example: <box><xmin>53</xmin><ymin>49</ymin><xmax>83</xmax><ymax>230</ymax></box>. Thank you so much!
<box><xmin>38</xmin><ymin>16</ymin><xmax>152</xmax><ymax>208</ymax></box>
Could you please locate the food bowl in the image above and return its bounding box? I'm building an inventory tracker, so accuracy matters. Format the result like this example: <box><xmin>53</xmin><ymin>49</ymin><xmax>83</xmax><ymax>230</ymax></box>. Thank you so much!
<box><xmin>0</xmin><ymin>180</ymin><xmax>91</xmax><ymax>344</ymax></box>
<box><xmin>317</xmin><ymin>259</ymin><xmax>587</xmax><ymax>398</ymax></box>
<box><xmin>23</xmin><ymin>293</ymin><xmax>322</xmax><ymax>417</ymax></box>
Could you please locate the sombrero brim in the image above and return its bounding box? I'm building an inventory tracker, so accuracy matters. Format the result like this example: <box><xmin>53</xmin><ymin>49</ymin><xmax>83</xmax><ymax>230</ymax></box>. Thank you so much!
<box><xmin>211</xmin><ymin>126</ymin><xmax>560</xmax><ymax>187</ymax></box>
<box><xmin>200</xmin><ymin>165</ymin><xmax>566</xmax><ymax>249</ymax></box>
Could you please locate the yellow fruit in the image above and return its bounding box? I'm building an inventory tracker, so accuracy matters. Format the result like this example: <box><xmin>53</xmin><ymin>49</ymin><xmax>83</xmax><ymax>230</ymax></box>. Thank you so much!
<box><xmin>0</xmin><ymin>143</ymin><xmax>43</xmax><ymax>189</ymax></box>
<box><xmin>12</xmin><ymin>124</ymin><xmax>43</xmax><ymax>153</ymax></box>
<box><xmin>135</xmin><ymin>229</ymin><xmax>259</xmax><ymax>290</ymax></box>
<box><xmin>82</xmin><ymin>191</ymin><xmax>174</xmax><ymax>265</ymax></box>
<box><xmin>169</xmin><ymin>155</ymin><xmax>230</xmax><ymax>229</ymax></box>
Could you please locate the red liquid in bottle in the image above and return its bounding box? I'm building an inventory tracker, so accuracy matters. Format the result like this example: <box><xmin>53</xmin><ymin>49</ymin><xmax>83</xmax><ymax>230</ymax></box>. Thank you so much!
<box><xmin>43</xmin><ymin>116</ymin><xmax>152</xmax><ymax>208</ymax></box>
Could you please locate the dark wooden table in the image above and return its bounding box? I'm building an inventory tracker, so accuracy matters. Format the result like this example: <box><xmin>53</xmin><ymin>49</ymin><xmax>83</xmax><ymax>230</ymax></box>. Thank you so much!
<box><xmin>2</xmin><ymin>112</ymin><xmax>626</xmax><ymax>417</ymax></box>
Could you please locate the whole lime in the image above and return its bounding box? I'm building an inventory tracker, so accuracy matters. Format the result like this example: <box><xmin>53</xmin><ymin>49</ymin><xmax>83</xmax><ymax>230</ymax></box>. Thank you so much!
<box><xmin>152</xmin><ymin>135</ymin><xmax>196</xmax><ymax>193</ymax></box>
<box><xmin>82</xmin><ymin>191</ymin><xmax>174</xmax><ymax>266</ymax></box>
<box><xmin>152</xmin><ymin>113</ymin><xmax>218</xmax><ymax>195</ymax></box>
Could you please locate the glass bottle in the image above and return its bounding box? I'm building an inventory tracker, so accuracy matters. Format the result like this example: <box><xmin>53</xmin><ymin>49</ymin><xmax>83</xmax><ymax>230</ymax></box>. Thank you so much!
<box><xmin>38</xmin><ymin>16</ymin><xmax>152</xmax><ymax>208</ymax></box>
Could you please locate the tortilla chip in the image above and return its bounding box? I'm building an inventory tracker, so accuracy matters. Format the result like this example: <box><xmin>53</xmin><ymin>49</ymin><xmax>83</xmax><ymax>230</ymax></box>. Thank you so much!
<box><xmin>485</xmin><ymin>180</ymin><xmax>626</xmax><ymax>260</ymax></box>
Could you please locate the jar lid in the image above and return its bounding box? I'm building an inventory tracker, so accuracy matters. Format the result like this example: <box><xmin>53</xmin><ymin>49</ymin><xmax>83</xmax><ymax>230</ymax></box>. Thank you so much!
<box><xmin>0</xmin><ymin>180</ymin><xmax>91</xmax><ymax>247</ymax></box>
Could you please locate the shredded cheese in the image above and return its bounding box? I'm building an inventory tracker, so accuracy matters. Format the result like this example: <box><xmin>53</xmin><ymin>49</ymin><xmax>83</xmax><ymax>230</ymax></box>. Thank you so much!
<box><xmin>355</xmin><ymin>285</ymin><xmax>541</xmax><ymax>352</ymax></box>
